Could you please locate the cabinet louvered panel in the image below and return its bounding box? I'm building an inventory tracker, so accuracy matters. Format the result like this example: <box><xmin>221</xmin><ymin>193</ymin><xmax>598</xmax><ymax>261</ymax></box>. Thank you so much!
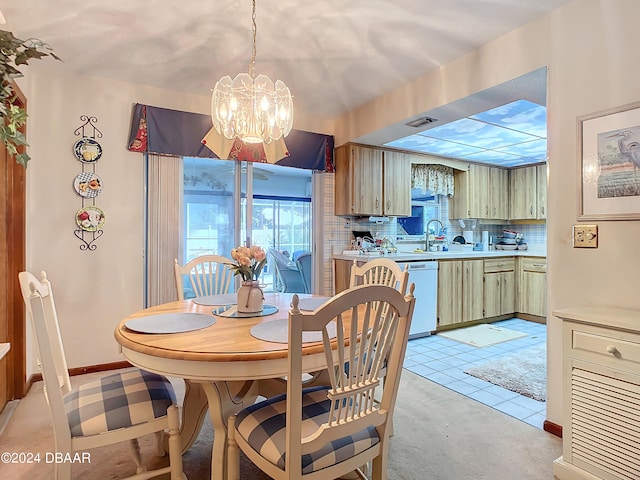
<box><xmin>570</xmin><ymin>367</ymin><xmax>640</xmax><ymax>480</ymax></box>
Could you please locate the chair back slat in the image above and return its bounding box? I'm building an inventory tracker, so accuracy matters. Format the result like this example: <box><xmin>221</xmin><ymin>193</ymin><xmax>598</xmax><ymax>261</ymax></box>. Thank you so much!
<box><xmin>174</xmin><ymin>254</ymin><xmax>235</xmax><ymax>300</ymax></box>
<box><xmin>286</xmin><ymin>283</ymin><xmax>415</xmax><ymax>466</ymax></box>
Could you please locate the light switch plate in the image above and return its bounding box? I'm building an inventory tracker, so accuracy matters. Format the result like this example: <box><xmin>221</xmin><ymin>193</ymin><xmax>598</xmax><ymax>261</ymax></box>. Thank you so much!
<box><xmin>573</xmin><ymin>224</ymin><xmax>598</xmax><ymax>248</ymax></box>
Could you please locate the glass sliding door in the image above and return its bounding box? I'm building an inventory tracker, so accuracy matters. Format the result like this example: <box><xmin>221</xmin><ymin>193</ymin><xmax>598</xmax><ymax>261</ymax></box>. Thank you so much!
<box><xmin>182</xmin><ymin>158</ymin><xmax>312</xmax><ymax>292</ymax></box>
<box><xmin>182</xmin><ymin>157</ymin><xmax>239</xmax><ymax>261</ymax></box>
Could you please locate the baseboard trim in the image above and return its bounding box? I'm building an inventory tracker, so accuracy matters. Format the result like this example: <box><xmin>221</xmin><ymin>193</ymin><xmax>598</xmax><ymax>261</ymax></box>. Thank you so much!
<box><xmin>28</xmin><ymin>360</ymin><xmax>133</xmax><ymax>385</ymax></box>
<box><xmin>543</xmin><ymin>420</ymin><xmax>562</xmax><ymax>438</ymax></box>
<box><xmin>515</xmin><ymin>313</ymin><xmax>546</xmax><ymax>324</ymax></box>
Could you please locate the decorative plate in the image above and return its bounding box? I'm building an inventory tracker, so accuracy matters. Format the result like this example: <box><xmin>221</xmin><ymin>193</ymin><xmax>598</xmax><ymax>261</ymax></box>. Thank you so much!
<box><xmin>73</xmin><ymin>137</ymin><xmax>103</xmax><ymax>163</ymax></box>
<box><xmin>73</xmin><ymin>172</ymin><xmax>103</xmax><ymax>198</ymax></box>
<box><xmin>76</xmin><ymin>205</ymin><xmax>105</xmax><ymax>232</ymax></box>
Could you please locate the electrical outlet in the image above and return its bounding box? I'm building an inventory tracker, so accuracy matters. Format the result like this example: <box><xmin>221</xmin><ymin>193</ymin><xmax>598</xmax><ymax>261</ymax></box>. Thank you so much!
<box><xmin>573</xmin><ymin>224</ymin><xmax>598</xmax><ymax>248</ymax></box>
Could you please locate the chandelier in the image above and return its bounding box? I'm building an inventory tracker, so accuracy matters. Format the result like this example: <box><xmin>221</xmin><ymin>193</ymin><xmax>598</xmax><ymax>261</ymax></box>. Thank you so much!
<box><xmin>211</xmin><ymin>0</ymin><xmax>294</xmax><ymax>144</ymax></box>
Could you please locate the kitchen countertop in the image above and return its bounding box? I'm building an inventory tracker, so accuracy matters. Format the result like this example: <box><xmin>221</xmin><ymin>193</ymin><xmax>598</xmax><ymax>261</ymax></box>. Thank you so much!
<box><xmin>333</xmin><ymin>248</ymin><xmax>546</xmax><ymax>262</ymax></box>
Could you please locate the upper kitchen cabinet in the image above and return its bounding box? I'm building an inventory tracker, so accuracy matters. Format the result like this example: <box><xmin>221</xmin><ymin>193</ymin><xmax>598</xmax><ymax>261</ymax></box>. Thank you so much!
<box><xmin>449</xmin><ymin>164</ymin><xmax>509</xmax><ymax>220</ymax></box>
<box><xmin>382</xmin><ymin>150</ymin><xmax>411</xmax><ymax>216</ymax></box>
<box><xmin>536</xmin><ymin>164</ymin><xmax>547</xmax><ymax>219</ymax></box>
<box><xmin>509</xmin><ymin>164</ymin><xmax>546</xmax><ymax>220</ymax></box>
<box><xmin>334</xmin><ymin>144</ymin><xmax>410</xmax><ymax>216</ymax></box>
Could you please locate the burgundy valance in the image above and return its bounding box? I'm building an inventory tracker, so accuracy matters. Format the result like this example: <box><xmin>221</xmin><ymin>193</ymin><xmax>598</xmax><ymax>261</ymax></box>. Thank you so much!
<box><xmin>127</xmin><ymin>103</ymin><xmax>334</xmax><ymax>172</ymax></box>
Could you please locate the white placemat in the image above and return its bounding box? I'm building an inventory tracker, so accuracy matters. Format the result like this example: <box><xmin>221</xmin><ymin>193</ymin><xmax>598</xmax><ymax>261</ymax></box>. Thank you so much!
<box><xmin>298</xmin><ymin>297</ymin><xmax>331</xmax><ymax>311</ymax></box>
<box><xmin>191</xmin><ymin>294</ymin><xmax>238</xmax><ymax>306</ymax></box>
<box><xmin>250</xmin><ymin>318</ymin><xmax>337</xmax><ymax>344</ymax></box>
<box><xmin>125</xmin><ymin>313</ymin><xmax>216</xmax><ymax>334</ymax></box>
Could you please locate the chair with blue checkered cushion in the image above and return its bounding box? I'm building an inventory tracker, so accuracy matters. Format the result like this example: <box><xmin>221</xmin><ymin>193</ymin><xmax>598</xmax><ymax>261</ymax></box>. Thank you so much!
<box><xmin>174</xmin><ymin>254</ymin><xmax>236</xmax><ymax>300</ymax></box>
<box><xmin>19</xmin><ymin>270</ymin><xmax>185</xmax><ymax>480</ymax></box>
<box><xmin>227</xmin><ymin>283</ymin><xmax>416</xmax><ymax>480</ymax></box>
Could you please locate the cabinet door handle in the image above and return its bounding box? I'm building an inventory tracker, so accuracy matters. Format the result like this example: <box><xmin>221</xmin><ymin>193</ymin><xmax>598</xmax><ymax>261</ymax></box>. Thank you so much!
<box><xmin>530</xmin><ymin>205</ymin><xmax>533</xmax><ymax>215</ymax></box>
<box><xmin>376</xmin><ymin>198</ymin><xmax>379</xmax><ymax>209</ymax></box>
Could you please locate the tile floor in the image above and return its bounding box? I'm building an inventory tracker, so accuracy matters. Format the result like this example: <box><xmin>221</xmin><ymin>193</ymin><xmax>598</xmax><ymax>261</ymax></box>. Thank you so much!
<box><xmin>404</xmin><ymin>318</ymin><xmax>547</xmax><ymax>429</ymax></box>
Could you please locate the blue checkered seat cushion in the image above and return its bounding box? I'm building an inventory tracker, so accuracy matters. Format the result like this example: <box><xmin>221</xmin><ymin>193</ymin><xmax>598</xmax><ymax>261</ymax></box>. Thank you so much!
<box><xmin>64</xmin><ymin>368</ymin><xmax>176</xmax><ymax>437</ymax></box>
<box><xmin>234</xmin><ymin>386</ymin><xmax>380</xmax><ymax>474</ymax></box>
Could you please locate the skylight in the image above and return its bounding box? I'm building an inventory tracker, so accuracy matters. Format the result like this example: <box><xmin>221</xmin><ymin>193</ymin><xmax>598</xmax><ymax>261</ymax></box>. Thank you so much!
<box><xmin>385</xmin><ymin>100</ymin><xmax>547</xmax><ymax>168</ymax></box>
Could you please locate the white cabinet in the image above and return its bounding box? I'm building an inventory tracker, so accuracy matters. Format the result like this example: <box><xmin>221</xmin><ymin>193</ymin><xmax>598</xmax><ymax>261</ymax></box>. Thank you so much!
<box><xmin>553</xmin><ymin>306</ymin><xmax>640</xmax><ymax>480</ymax></box>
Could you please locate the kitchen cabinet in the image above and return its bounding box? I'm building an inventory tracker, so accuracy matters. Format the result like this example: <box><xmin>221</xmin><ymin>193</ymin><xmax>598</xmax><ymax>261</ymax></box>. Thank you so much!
<box><xmin>483</xmin><ymin>257</ymin><xmax>515</xmax><ymax>318</ymax></box>
<box><xmin>553</xmin><ymin>306</ymin><xmax>640</xmax><ymax>480</ymax></box>
<box><xmin>437</xmin><ymin>259</ymin><xmax>483</xmax><ymax>328</ymax></box>
<box><xmin>517</xmin><ymin>257</ymin><xmax>546</xmax><ymax>317</ymax></box>
<box><xmin>382</xmin><ymin>150</ymin><xmax>411</xmax><ymax>216</ymax></box>
<box><xmin>334</xmin><ymin>144</ymin><xmax>410</xmax><ymax>216</ymax></box>
<box><xmin>509</xmin><ymin>164</ymin><xmax>546</xmax><ymax>220</ymax></box>
<box><xmin>490</xmin><ymin>167</ymin><xmax>510</xmax><ymax>219</ymax></box>
<box><xmin>333</xmin><ymin>258</ymin><xmax>365</xmax><ymax>294</ymax></box>
<box><xmin>536</xmin><ymin>163</ymin><xmax>547</xmax><ymax>219</ymax></box>
<box><xmin>449</xmin><ymin>164</ymin><xmax>509</xmax><ymax>220</ymax></box>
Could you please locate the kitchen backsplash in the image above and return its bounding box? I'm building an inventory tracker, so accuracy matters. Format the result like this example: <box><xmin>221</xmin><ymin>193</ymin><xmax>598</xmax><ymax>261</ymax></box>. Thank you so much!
<box><xmin>346</xmin><ymin>195</ymin><xmax>547</xmax><ymax>248</ymax></box>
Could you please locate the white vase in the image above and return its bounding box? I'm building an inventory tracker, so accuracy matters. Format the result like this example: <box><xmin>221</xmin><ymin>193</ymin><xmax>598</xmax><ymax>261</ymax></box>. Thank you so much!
<box><xmin>236</xmin><ymin>280</ymin><xmax>264</xmax><ymax>313</ymax></box>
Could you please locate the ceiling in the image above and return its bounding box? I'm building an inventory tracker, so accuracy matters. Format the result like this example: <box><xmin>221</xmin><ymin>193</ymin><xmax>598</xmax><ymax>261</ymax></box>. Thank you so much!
<box><xmin>382</xmin><ymin>69</ymin><xmax>548</xmax><ymax>167</ymax></box>
<box><xmin>3</xmin><ymin>1</ymin><xmax>566</xmax><ymax>167</ymax></box>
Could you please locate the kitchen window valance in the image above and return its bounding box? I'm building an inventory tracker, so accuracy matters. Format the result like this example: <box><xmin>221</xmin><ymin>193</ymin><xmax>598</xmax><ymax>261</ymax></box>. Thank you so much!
<box><xmin>411</xmin><ymin>164</ymin><xmax>454</xmax><ymax>197</ymax></box>
<box><xmin>127</xmin><ymin>103</ymin><xmax>334</xmax><ymax>172</ymax></box>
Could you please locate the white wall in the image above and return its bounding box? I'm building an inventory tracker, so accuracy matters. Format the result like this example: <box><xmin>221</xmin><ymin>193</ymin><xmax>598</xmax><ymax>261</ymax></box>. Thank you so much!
<box><xmin>19</xmin><ymin>65</ymin><xmax>224</xmax><ymax>374</ymax></box>
<box><xmin>333</xmin><ymin>0</ymin><xmax>640</xmax><ymax>427</ymax></box>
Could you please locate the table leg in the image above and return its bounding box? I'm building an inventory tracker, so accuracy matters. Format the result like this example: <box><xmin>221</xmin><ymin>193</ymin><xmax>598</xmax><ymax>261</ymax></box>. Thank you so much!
<box><xmin>197</xmin><ymin>380</ymin><xmax>258</xmax><ymax>480</ymax></box>
<box><xmin>179</xmin><ymin>380</ymin><xmax>209</xmax><ymax>453</ymax></box>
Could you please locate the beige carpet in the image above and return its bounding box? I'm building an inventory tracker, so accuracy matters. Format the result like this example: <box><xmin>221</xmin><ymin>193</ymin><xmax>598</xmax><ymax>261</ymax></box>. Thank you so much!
<box><xmin>438</xmin><ymin>323</ymin><xmax>528</xmax><ymax>347</ymax></box>
<box><xmin>0</xmin><ymin>369</ymin><xmax>561</xmax><ymax>479</ymax></box>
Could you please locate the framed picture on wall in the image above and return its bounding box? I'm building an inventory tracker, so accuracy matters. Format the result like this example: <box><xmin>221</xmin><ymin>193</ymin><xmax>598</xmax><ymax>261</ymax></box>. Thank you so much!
<box><xmin>578</xmin><ymin>101</ymin><xmax>640</xmax><ymax>220</ymax></box>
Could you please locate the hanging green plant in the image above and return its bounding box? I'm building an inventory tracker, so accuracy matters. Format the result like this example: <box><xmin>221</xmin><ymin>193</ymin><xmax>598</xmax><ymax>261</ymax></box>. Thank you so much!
<box><xmin>0</xmin><ymin>29</ymin><xmax>60</xmax><ymax>167</ymax></box>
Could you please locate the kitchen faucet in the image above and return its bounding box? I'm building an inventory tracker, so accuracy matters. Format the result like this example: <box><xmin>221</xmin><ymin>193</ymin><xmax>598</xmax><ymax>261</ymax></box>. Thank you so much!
<box><xmin>425</xmin><ymin>219</ymin><xmax>444</xmax><ymax>251</ymax></box>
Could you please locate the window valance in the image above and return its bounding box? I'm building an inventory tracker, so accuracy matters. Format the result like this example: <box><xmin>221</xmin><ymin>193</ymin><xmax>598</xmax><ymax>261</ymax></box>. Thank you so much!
<box><xmin>127</xmin><ymin>103</ymin><xmax>334</xmax><ymax>172</ymax></box>
<box><xmin>411</xmin><ymin>164</ymin><xmax>454</xmax><ymax>197</ymax></box>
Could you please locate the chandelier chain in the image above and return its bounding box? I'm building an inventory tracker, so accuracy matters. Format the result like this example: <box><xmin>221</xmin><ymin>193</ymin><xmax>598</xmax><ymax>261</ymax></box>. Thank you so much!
<box><xmin>249</xmin><ymin>0</ymin><xmax>257</xmax><ymax>78</ymax></box>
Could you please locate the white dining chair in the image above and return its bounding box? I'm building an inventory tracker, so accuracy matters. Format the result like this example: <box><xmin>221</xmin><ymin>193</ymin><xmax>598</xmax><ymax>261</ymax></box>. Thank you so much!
<box><xmin>18</xmin><ymin>270</ymin><xmax>185</xmax><ymax>480</ymax></box>
<box><xmin>227</xmin><ymin>283</ymin><xmax>416</xmax><ymax>480</ymax></box>
<box><xmin>349</xmin><ymin>257</ymin><xmax>409</xmax><ymax>295</ymax></box>
<box><xmin>174</xmin><ymin>254</ymin><xmax>236</xmax><ymax>300</ymax></box>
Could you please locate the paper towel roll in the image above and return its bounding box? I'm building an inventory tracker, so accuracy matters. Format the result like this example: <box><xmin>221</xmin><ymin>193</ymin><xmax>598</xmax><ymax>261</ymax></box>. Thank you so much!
<box><xmin>482</xmin><ymin>231</ymin><xmax>489</xmax><ymax>251</ymax></box>
<box><xmin>463</xmin><ymin>230</ymin><xmax>474</xmax><ymax>244</ymax></box>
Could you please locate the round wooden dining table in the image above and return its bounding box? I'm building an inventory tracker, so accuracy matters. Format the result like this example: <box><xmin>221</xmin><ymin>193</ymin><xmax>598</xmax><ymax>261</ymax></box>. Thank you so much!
<box><xmin>114</xmin><ymin>292</ymin><xmax>344</xmax><ymax>480</ymax></box>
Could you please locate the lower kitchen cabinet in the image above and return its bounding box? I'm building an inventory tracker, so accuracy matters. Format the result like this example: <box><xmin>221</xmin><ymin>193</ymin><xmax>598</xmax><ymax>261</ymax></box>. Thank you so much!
<box><xmin>553</xmin><ymin>306</ymin><xmax>640</xmax><ymax>480</ymax></box>
<box><xmin>334</xmin><ymin>258</ymin><xmax>361</xmax><ymax>294</ymax></box>
<box><xmin>437</xmin><ymin>259</ymin><xmax>483</xmax><ymax>328</ymax></box>
<box><xmin>518</xmin><ymin>257</ymin><xmax>547</xmax><ymax>317</ymax></box>
<box><xmin>483</xmin><ymin>257</ymin><xmax>515</xmax><ymax>317</ymax></box>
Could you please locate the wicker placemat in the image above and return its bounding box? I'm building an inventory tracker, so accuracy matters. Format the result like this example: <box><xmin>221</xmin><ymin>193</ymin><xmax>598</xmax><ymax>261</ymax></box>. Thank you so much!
<box><xmin>191</xmin><ymin>294</ymin><xmax>238</xmax><ymax>306</ymax></box>
<box><xmin>125</xmin><ymin>313</ymin><xmax>215</xmax><ymax>334</ymax></box>
<box><xmin>250</xmin><ymin>318</ymin><xmax>337</xmax><ymax>343</ymax></box>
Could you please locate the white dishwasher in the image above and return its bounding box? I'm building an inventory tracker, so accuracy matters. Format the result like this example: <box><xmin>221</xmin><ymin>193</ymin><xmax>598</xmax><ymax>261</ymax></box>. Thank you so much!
<box><xmin>405</xmin><ymin>261</ymin><xmax>438</xmax><ymax>338</ymax></box>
